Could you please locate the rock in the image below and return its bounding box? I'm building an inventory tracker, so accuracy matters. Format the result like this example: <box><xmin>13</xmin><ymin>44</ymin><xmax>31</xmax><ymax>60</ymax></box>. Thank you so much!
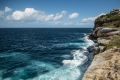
<box><xmin>88</xmin><ymin>34</ymin><xmax>96</xmax><ymax>40</ymax></box>
<box><xmin>106</xmin><ymin>31</ymin><xmax>120</xmax><ymax>36</ymax></box>
<box><xmin>100</xmin><ymin>28</ymin><xmax>118</xmax><ymax>33</ymax></box>
<box><xmin>92</xmin><ymin>27</ymin><xmax>120</xmax><ymax>37</ymax></box>
<box><xmin>87</xmin><ymin>43</ymin><xmax>101</xmax><ymax>54</ymax></box>
<box><xmin>83</xmin><ymin>9</ymin><xmax>120</xmax><ymax>80</ymax></box>
<box><xmin>99</xmin><ymin>45</ymin><xmax>106</xmax><ymax>53</ymax></box>
<box><xmin>82</xmin><ymin>48</ymin><xmax>120</xmax><ymax>80</ymax></box>
<box><xmin>92</xmin><ymin>27</ymin><xmax>102</xmax><ymax>37</ymax></box>
<box><xmin>97</xmin><ymin>38</ymin><xmax>110</xmax><ymax>45</ymax></box>
<box><xmin>94</xmin><ymin>46</ymin><xmax>100</xmax><ymax>55</ymax></box>
<box><xmin>87</xmin><ymin>45</ymin><xmax>105</xmax><ymax>55</ymax></box>
<box><xmin>87</xmin><ymin>46</ymin><xmax>95</xmax><ymax>53</ymax></box>
<box><xmin>97</xmin><ymin>28</ymin><xmax>120</xmax><ymax>37</ymax></box>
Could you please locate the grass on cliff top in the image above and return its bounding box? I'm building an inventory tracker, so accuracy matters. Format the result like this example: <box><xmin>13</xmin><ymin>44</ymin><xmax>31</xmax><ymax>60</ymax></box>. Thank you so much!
<box><xmin>107</xmin><ymin>35</ymin><xmax>120</xmax><ymax>49</ymax></box>
<box><xmin>95</xmin><ymin>9</ymin><xmax>120</xmax><ymax>28</ymax></box>
<box><xmin>103</xmin><ymin>21</ymin><xmax>120</xmax><ymax>28</ymax></box>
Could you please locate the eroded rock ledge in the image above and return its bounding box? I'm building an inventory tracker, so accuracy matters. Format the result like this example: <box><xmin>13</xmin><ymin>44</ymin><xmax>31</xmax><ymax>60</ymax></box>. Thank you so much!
<box><xmin>83</xmin><ymin>9</ymin><xmax>120</xmax><ymax>80</ymax></box>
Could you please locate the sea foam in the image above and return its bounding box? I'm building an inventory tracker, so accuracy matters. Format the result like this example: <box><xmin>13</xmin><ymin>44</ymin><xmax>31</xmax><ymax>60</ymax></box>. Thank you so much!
<box><xmin>62</xmin><ymin>35</ymin><xmax>94</xmax><ymax>67</ymax></box>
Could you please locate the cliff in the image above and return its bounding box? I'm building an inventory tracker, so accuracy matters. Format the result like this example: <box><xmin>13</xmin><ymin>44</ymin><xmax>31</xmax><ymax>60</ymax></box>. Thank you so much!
<box><xmin>83</xmin><ymin>9</ymin><xmax>120</xmax><ymax>80</ymax></box>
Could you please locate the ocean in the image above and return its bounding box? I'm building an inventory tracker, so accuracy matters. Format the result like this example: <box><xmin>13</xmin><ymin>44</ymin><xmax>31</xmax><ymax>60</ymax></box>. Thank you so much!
<box><xmin>0</xmin><ymin>28</ymin><xmax>94</xmax><ymax>80</ymax></box>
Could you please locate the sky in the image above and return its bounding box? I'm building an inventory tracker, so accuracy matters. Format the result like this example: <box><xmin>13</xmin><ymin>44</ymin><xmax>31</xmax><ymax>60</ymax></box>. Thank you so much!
<box><xmin>0</xmin><ymin>0</ymin><xmax>120</xmax><ymax>28</ymax></box>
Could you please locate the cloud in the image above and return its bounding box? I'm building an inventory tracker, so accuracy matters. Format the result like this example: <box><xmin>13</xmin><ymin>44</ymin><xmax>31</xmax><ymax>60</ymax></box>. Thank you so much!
<box><xmin>43</xmin><ymin>10</ymin><xmax>67</xmax><ymax>22</ymax></box>
<box><xmin>5</xmin><ymin>7</ymin><xmax>12</xmax><ymax>12</ymax></box>
<box><xmin>69</xmin><ymin>12</ymin><xmax>79</xmax><ymax>19</ymax></box>
<box><xmin>0</xmin><ymin>7</ymin><xmax>12</xmax><ymax>19</ymax></box>
<box><xmin>0</xmin><ymin>11</ymin><xmax>4</xmax><ymax>19</ymax></box>
<box><xmin>0</xmin><ymin>7</ymin><xmax>84</xmax><ymax>26</ymax></box>
<box><xmin>81</xmin><ymin>13</ymin><xmax>105</xmax><ymax>24</ymax></box>
<box><xmin>7</xmin><ymin>8</ymin><xmax>67</xmax><ymax>22</ymax></box>
<box><xmin>81</xmin><ymin>17</ymin><xmax>96</xmax><ymax>23</ymax></box>
<box><xmin>7</xmin><ymin>8</ymin><xmax>40</xmax><ymax>21</ymax></box>
<box><xmin>7</xmin><ymin>8</ymin><xmax>38</xmax><ymax>21</ymax></box>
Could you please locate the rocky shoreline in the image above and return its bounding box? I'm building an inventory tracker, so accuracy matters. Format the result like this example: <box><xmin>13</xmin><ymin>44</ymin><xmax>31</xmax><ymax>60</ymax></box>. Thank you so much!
<box><xmin>82</xmin><ymin>9</ymin><xmax>120</xmax><ymax>80</ymax></box>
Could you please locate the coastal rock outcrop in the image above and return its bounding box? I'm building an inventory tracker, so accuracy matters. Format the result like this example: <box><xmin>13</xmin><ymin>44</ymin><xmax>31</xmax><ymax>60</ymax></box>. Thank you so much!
<box><xmin>89</xmin><ymin>27</ymin><xmax>120</xmax><ymax>39</ymax></box>
<box><xmin>83</xmin><ymin>48</ymin><xmax>120</xmax><ymax>80</ymax></box>
<box><xmin>83</xmin><ymin>9</ymin><xmax>120</xmax><ymax>80</ymax></box>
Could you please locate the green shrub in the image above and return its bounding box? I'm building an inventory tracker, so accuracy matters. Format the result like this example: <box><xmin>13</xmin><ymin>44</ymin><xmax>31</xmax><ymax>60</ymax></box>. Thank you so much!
<box><xmin>95</xmin><ymin>9</ymin><xmax>120</xmax><ymax>28</ymax></box>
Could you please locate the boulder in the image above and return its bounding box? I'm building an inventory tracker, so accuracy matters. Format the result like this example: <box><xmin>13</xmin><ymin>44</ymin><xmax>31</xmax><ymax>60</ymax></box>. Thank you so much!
<box><xmin>87</xmin><ymin>44</ymin><xmax>100</xmax><ymax>55</ymax></box>
<box><xmin>87</xmin><ymin>46</ymin><xmax>95</xmax><ymax>53</ymax></box>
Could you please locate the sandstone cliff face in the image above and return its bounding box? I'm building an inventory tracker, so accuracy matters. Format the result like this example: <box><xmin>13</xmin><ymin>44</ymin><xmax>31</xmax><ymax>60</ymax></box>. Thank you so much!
<box><xmin>83</xmin><ymin>9</ymin><xmax>120</xmax><ymax>80</ymax></box>
<box><xmin>83</xmin><ymin>48</ymin><xmax>120</xmax><ymax>80</ymax></box>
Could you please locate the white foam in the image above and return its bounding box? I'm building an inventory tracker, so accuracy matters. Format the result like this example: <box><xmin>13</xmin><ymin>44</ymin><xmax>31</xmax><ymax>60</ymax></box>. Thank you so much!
<box><xmin>84</xmin><ymin>36</ymin><xmax>94</xmax><ymax>47</ymax></box>
<box><xmin>62</xmin><ymin>35</ymin><xmax>94</xmax><ymax>67</ymax></box>
<box><xmin>3</xmin><ymin>78</ymin><xmax>12</xmax><ymax>80</ymax></box>
<box><xmin>30</xmin><ymin>60</ymin><xmax>56</xmax><ymax>71</ymax></box>
<box><xmin>27</xmin><ymin>67</ymin><xmax>81</xmax><ymax>80</ymax></box>
<box><xmin>13</xmin><ymin>60</ymin><xmax>56</xmax><ymax>77</ymax></box>
<box><xmin>62</xmin><ymin>50</ymin><xmax>88</xmax><ymax>67</ymax></box>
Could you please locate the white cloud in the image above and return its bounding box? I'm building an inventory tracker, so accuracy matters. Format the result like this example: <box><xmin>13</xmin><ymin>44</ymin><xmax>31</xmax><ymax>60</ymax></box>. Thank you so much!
<box><xmin>43</xmin><ymin>11</ymin><xmax>67</xmax><ymax>22</ymax></box>
<box><xmin>7</xmin><ymin>8</ymin><xmax>39</xmax><ymax>21</ymax></box>
<box><xmin>7</xmin><ymin>8</ymin><xmax>67</xmax><ymax>22</ymax></box>
<box><xmin>11</xmin><ymin>11</ymin><xmax>24</xmax><ymax>20</ymax></box>
<box><xmin>81</xmin><ymin>13</ymin><xmax>105</xmax><ymax>24</ymax></box>
<box><xmin>81</xmin><ymin>17</ymin><xmax>96</xmax><ymax>23</ymax></box>
<box><xmin>69</xmin><ymin>12</ymin><xmax>79</xmax><ymax>19</ymax></box>
<box><xmin>5</xmin><ymin>7</ymin><xmax>12</xmax><ymax>12</ymax></box>
<box><xmin>0</xmin><ymin>11</ymin><xmax>4</xmax><ymax>19</ymax></box>
<box><xmin>0</xmin><ymin>7</ymin><xmax>83</xmax><ymax>26</ymax></box>
<box><xmin>0</xmin><ymin>7</ymin><xmax>12</xmax><ymax>19</ymax></box>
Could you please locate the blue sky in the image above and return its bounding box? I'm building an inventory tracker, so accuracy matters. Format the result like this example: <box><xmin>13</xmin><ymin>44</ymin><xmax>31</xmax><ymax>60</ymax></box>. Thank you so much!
<box><xmin>0</xmin><ymin>0</ymin><xmax>120</xmax><ymax>28</ymax></box>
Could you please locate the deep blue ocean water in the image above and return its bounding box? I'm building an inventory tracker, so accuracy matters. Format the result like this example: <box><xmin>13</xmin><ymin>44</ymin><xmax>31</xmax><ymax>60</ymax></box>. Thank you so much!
<box><xmin>0</xmin><ymin>28</ymin><xmax>94</xmax><ymax>80</ymax></box>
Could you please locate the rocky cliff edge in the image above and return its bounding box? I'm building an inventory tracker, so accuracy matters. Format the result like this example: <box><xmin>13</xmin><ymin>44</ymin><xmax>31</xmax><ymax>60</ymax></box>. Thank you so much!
<box><xmin>83</xmin><ymin>9</ymin><xmax>120</xmax><ymax>80</ymax></box>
